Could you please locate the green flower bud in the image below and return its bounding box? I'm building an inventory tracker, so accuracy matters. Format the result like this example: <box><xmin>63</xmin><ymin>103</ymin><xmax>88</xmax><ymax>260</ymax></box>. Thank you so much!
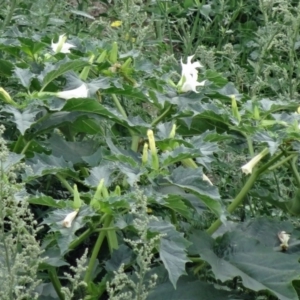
<box><xmin>73</xmin><ymin>184</ymin><xmax>82</xmax><ymax>210</ymax></box>
<box><xmin>109</xmin><ymin>42</ymin><xmax>118</xmax><ymax>63</ymax></box>
<box><xmin>147</xmin><ymin>130</ymin><xmax>159</xmax><ymax>170</ymax></box>
<box><xmin>142</xmin><ymin>143</ymin><xmax>149</xmax><ymax>165</ymax></box>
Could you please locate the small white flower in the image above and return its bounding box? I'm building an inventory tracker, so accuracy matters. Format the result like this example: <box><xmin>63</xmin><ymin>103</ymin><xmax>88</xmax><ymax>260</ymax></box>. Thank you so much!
<box><xmin>56</xmin><ymin>84</ymin><xmax>88</xmax><ymax>100</ymax></box>
<box><xmin>51</xmin><ymin>34</ymin><xmax>75</xmax><ymax>53</ymax></box>
<box><xmin>181</xmin><ymin>73</ymin><xmax>206</xmax><ymax>93</ymax></box>
<box><xmin>62</xmin><ymin>210</ymin><xmax>79</xmax><ymax>228</ymax></box>
<box><xmin>177</xmin><ymin>55</ymin><xmax>205</xmax><ymax>93</ymax></box>
<box><xmin>241</xmin><ymin>148</ymin><xmax>269</xmax><ymax>175</ymax></box>
<box><xmin>181</xmin><ymin>55</ymin><xmax>203</xmax><ymax>79</ymax></box>
<box><xmin>203</xmin><ymin>173</ymin><xmax>213</xmax><ymax>185</ymax></box>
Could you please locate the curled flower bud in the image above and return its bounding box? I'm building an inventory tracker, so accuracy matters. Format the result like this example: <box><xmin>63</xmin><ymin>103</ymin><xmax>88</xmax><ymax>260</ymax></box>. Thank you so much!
<box><xmin>62</xmin><ymin>210</ymin><xmax>79</xmax><ymax>228</ymax></box>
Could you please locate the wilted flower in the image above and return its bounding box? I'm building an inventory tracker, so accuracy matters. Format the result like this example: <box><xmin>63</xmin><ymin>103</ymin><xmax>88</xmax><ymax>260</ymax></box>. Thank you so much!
<box><xmin>62</xmin><ymin>210</ymin><xmax>79</xmax><ymax>228</ymax></box>
<box><xmin>51</xmin><ymin>34</ymin><xmax>75</xmax><ymax>53</ymax></box>
<box><xmin>56</xmin><ymin>84</ymin><xmax>88</xmax><ymax>100</ymax></box>
<box><xmin>241</xmin><ymin>148</ymin><xmax>269</xmax><ymax>175</ymax></box>
<box><xmin>278</xmin><ymin>231</ymin><xmax>290</xmax><ymax>251</ymax></box>
<box><xmin>177</xmin><ymin>55</ymin><xmax>206</xmax><ymax>93</ymax></box>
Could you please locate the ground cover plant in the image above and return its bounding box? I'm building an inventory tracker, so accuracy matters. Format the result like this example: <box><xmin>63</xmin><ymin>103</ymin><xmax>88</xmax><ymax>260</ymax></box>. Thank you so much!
<box><xmin>2</xmin><ymin>0</ymin><xmax>300</xmax><ymax>299</ymax></box>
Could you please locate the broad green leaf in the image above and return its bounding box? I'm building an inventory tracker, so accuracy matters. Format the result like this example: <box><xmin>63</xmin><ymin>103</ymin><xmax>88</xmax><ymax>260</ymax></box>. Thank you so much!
<box><xmin>24</xmin><ymin>153</ymin><xmax>76</xmax><ymax>181</ymax></box>
<box><xmin>84</xmin><ymin>164</ymin><xmax>116</xmax><ymax>187</ymax></box>
<box><xmin>49</xmin><ymin>134</ymin><xmax>98</xmax><ymax>164</ymax></box>
<box><xmin>0</xmin><ymin>59</ymin><xmax>14</xmax><ymax>76</ymax></box>
<box><xmin>105</xmin><ymin>244</ymin><xmax>134</xmax><ymax>272</ymax></box>
<box><xmin>148</xmin><ymin>276</ymin><xmax>234</xmax><ymax>300</ymax></box>
<box><xmin>253</xmin><ymin>131</ymin><xmax>281</xmax><ymax>155</ymax></box>
<box><xmin>28</xmin><ymin>195</ymin><xmax>68</xmax><ymax>208</ymax></box>
<box><xmin>14</xmin><ymin>67</ymin><xmax>35</xmax><ymax>88</ymax></box>
<box><xmin>160</xmin><ymin>146</ymin><xmax>201</xmax><ymax>167</ymax></box>
<box><xmin>166</xmin><ymin>167</ymin><xmax>222</xmax><ymax>216</ymax></box>
<box><xmin>62</xmin><ymin>99</ymin><xmax>147</xmax><ymax>132</ymax></box>
<box><xmin>41</xmin><ymin>59</ymin><xmax>89</xmax><ymax>90</ymax></box>
<box><xmin>190</xmin><ymin>230</ymin><xmax>300</xmax><ymax>300</ymax></box>
<box><xmin>149</xmin><ymin>220</ymin><xmax>190</xmax><ymax>288</ymax></box>
<box><xmin>40</xmin><ymin>248</ymin><xmax>69</xmax><ymax>268</ymax></box>
<box><xmin>2</xmin><ymin>105</ymin><xmax>40</xmax><ymax>135</ymax></box>
<box><xmin>3</xmin><ymin>152</ymin><xmax>24</xmax><ymax>171</ymax></box>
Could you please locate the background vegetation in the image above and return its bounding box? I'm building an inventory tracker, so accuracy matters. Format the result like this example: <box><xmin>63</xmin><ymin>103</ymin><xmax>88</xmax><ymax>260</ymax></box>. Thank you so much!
<box><xmin>1</xmin><ymin>0</ymin><xmax>300</xmax><ymax>299</ymax></box>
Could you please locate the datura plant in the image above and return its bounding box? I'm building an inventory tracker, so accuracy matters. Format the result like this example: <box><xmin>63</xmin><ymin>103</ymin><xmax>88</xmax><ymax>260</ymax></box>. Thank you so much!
<box><xmin>1</xmin><ymin>31</ymin><xmax>300</xmax><ymax>300</ymax></box>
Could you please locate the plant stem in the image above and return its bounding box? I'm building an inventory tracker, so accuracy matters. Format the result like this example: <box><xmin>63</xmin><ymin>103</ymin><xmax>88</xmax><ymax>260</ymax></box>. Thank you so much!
<box><xmin>206</xmin><ymin>170</ymin><xmax>259</xmax><ymax>235</ymax></box>
<box><xmin>1</xmin><ymin>0</ymin><xmax>17</xmax><ymax>30</ymax></box>
<box><xmin>48</xmin><ymin>267</ymin><xmax>64</xmax><ymax>300</ymax></box>
<box><xmin>69</xmin><ymin>227</ymin><xmax>94</xmax><ymax>250</ymax></box>
<box><xmin>111</xmin><ymin>94</ymin><xmax>139</xmax><ymax>151</ymax></box>
<box><xmin>41</xmin><ymin>0</ymin><xmax>59</xmax><ymax>29</ymax></box>
<box><xmin>206</xmin><ymin>151</ymin><xmax>285</xmax><ymax>235</ymax></box>
<box><xmin>289</xmin><ymin>156</ymin><xmax>300</xmax><ymax>187</ymax></box>
<box><xmin>56</xmin><ymin>174</ymin><xmax>74</xmax><ymax>194</ymax></box>
<box><xmin>246</xmin><ymin>136</ymin><xmax>254</xmax><ymax>156</ymax></box>
<box><xmin>151</xmin><ymin>104</ymin><xmax>172</xmax><ymax>127</ymax></box>
<box><xmin>84</xmin><ymin>215</ymin><xmax>112</xmax><ymax>284</ymax></box>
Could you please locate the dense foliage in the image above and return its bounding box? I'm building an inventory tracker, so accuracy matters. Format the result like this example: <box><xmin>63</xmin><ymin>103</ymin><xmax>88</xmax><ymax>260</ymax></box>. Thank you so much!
<box><xmin>1</xmin><ymin>0</ymin><xmax>300</xmax><ymax>299</ymax></box>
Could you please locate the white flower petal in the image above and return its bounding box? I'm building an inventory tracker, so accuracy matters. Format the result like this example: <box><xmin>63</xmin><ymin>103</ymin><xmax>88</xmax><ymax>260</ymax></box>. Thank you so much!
<box><xmin>62</xmin><ymin>210</ymin><xmax>78</xmax><ymax>228</ymax></box>
<box><xmin>51</xmin><ymin>34</ymin><xmax>75</xmax><ymax>53</ymax></box>
<box><xmin>56</xmin><ymin>84</ymin><xmax>89</xmax><ymax>100</ymax></box>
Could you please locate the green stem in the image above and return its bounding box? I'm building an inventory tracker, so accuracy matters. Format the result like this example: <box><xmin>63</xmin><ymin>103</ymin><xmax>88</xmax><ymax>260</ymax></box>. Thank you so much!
<box><xmin>41</xmin><ymin>0</ymin><xmax>59</xmax><ymax>29</ymax></box>
<box><xmin>69</xmin><ymin>227</ymin><xmax>94</xmax><ymax>250</ymax></box>
<box><xmin>20</xmin><ymin>140</ymin><xmax>32</xmax><ymax>155</ymax></box>
<box><xmin>111</xmin><ymin>94</ymin><xmax>139</xmax><ymax>151</ymax></box>
<box><xmin>268</xmin><ymin>154</ymin><xmax>296</xmax><ymax>171</ymax></box>
<box><xmin>290</xmin><ymin>156</ymin><xmax>300</xmax><ymax>187</ymax></box>
<box><xmin>206</xmin><ymin>151</ymin><xmax>285</xmax><ymax>235</ymax></box>
<box><xmin>84</xmin><ymin>215</ymin><xmax>112</xmax><ymax>284</ymax></box>
<box><xmin>1</xmin><ymin>0</ymin><xmax>17</xmax><ymax>30</ymax></box>
<box><xmin>206</xmin><ymin>170</ymin><xmax>259</xmax><ymax>235</ymax></box>
<box><xmin>112</xmin><ymin>94</ymin><xmax>128</xmax><ymax>118</ymax></box>
<box><xmin>55</xmin><ymin>174</ymin><xmax>74</xmax><ymax>194</ymax></box>
<box><xmin>151</xmin><ymin>104</ymin><xmax>172</xmax><ymax>127</ymax></box>
<box><xmin>13</xmin><ymin>135</ymin><xmax>23</xmax><ymax>153</ymax></box>
<box><xmin>48</xmin><ymin>267</ymin><xmax>64</xmax><ymax>300</ymax></box>
<box><xmin>246</xmin><ymin>136</ymin><xmax>254</xmax><ymax>156</ymax></box>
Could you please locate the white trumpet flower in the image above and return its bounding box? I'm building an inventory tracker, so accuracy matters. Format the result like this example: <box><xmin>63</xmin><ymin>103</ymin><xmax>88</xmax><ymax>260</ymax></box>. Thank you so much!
<box><xmin>241</xmin><ymin>148</ymin><xmax>269</xmax><ymax>175</ymax></box>
<box><xmin>56</xmin><ymin>84</ymin><xmax>88</xmax><ymax>100</ymax></box>
<box><xmin>62</xmin><ymin>210</ymin><xmax>79</xmax><ymax>228</ymax></box>
<box><xmin>51</xmin><ymin>34</ymin><xmax>75</xmax><ymax>53</ymax></box>
<box><xmin>177</xmin><ymin>55</ymin><xmax>206</xmax><ymax>93</ymax></box>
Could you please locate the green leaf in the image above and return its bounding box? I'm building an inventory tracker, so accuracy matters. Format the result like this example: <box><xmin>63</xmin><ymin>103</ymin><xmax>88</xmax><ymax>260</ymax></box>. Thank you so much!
<box><xmin>49</xmin><ymin>134</ymin><xmax>98</xmax><ymax>164</ymax></box>
<box><xmin>24</xmin><ymin>153</ymin><xmax>76</xmax><ymax>181</ymax></box>
<box><xmin>190</xmin><ymin>230</ymin><xmax>300</xmax><ymax>300</ymax></box>
<box><xmin>28</xmin><ymin>195</ymin><xmax>68</xmax><ymax>208</ymax></box>
<box><xmin>62</xmin><ymin>99</ymin><xmax>148</xmax><ymax>132</ymax></box>
<box><xmin>3</xmin><ymin>152</ymin><xmax>24</xmax><ymax>171</ymax></box>
<box><xmin>149</xmin><ymin>220</ymin><xmax>190</xmax><ymax>288</ymax></box>
<box><xmin>70</xmin><ymin>9</ymin><xmax>95</xmax><ymax>20</ymax></box>
<box><xmin>160</xmin><ymin>146</ymin><xmax>201</xmax><ymax>167</ymax></box>
<box><xmin>148</xmin><ymin>276</ymin><xmax>234</xmax><ymax>300</ymax></box>
<box><xmin>0</xmin><ymin>59</ymin><xmax>14</xmax><ymax>76</ymax></box>
<box><xmin>14</xmin><ymin>67</ymin><xmax>35</xmax><ymax>88</ymax></box>
<box><xmin>165</xmin><ymin>167</ymin><xmax>222</xmax><ymax>216</ymax></box>
<box><xmin>2</xmin><ymin>106</ymin><xmax>40</xmax><ymax>135</ymax></box>
<box><xmin>41</xmin><ymin>59</ymin><xmax>90</xmax><ymax>91</ymax></box>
